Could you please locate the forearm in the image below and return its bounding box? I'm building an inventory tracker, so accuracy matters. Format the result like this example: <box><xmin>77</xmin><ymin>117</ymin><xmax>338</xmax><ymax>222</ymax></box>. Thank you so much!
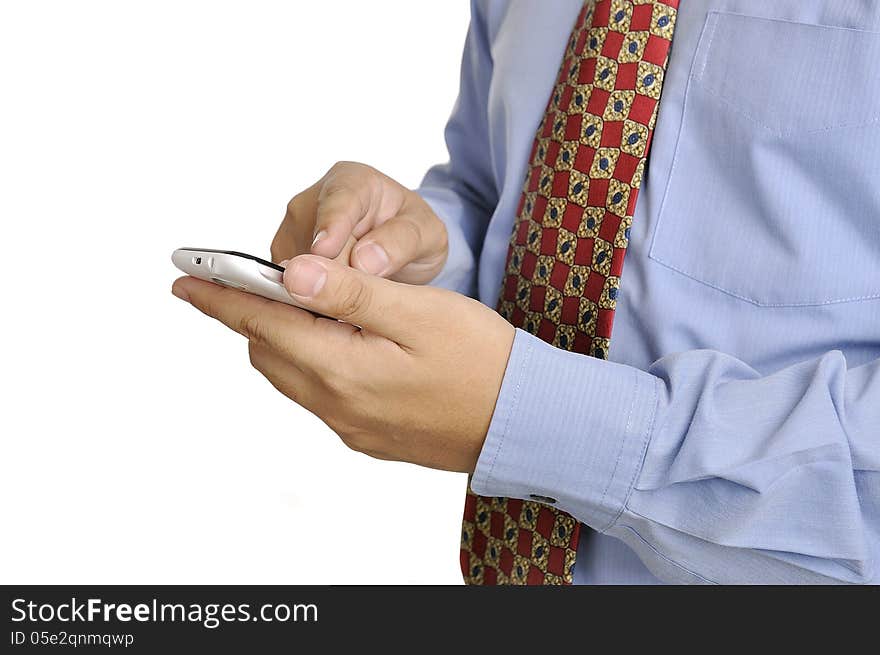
<box><xmin>473</xmin><ymin>329</ymin><xmax>880</xmax><ymax>584</ymax></box>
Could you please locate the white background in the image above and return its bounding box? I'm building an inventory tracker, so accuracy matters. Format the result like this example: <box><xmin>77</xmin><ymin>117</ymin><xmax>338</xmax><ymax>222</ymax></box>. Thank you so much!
<box><xmin>0</xmin><ymin>0</ymin><xmax>471</xmax><ymax>584</ymax></box>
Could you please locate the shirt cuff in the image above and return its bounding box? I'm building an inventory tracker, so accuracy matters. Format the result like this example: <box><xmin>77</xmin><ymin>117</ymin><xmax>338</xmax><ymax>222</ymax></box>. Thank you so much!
<box><xmin>471</xmin><ymin>328</ymin><xmax>662</xmax><ymax>532</ymax></box>
<box><xmin>416</xmin><ymin>187</ymin><xmax>478</xmax><ymax>297</ymax></box>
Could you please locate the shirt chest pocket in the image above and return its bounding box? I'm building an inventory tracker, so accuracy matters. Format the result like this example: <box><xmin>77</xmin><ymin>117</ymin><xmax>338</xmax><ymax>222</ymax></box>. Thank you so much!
<box><xmin>650</xmin><ymin>12</ymin><xmax>880</xmax><ymax>306</ymax></box>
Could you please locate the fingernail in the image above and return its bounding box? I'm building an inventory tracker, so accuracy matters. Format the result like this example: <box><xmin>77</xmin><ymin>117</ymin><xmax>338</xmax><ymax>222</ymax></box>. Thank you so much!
<box><xmin>279</xmin><ymin>259</ymin><xmax>290</xmax><ymax>268</ymax></box>
<box><xmin>354</xmin><ymin>242</ymin><xmax>390</xmax><ymax>276</ymax></box>
<box><xmin>172</xmin><ymin>283</ymin><xmax>190</xmax><ymax>302</ymax></box>
<box><xmin>286</xmin><ymin>258</ymin><xmax>327</xmax><ymax>298</ymax></box>
<box><xmin>311</xmin><ymin>230</ymin><xmax>328</xmax><ymax>250</ymax></box>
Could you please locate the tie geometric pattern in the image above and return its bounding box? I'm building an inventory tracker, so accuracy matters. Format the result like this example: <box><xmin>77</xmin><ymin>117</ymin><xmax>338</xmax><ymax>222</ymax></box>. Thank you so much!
<box><xmin>460</xmin><ymin>0</ymin><xmax>679</xmax><ymax>585</ymax></box>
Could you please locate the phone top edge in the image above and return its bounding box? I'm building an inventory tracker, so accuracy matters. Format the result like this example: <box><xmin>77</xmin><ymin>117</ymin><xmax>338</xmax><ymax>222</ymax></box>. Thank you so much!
<box><xmin>175</xmin><ymin>248</ymin><xmax>285</xmax><ymax>272</ymax></box>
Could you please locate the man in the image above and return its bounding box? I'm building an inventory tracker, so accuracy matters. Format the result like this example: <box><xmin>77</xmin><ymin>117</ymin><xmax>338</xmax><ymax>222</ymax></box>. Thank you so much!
<box><xmin>171</xmin><ymin>0</ymin><xmax>880</xmax><ymax>584</ymax></box>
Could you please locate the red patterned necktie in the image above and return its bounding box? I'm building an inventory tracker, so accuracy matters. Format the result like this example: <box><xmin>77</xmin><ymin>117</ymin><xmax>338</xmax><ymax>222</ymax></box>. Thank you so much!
<box><xmin>460</xmin><ymin>0</ymin><xmax>680</xmax><ymax>585</ymax></box>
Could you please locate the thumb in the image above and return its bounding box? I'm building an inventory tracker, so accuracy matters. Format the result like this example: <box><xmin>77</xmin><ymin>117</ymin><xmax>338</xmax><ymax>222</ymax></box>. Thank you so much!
<box><xmin>282</xmin><ymin>254</ymin><xmax>421</xmax><ymax>340</ymax></box>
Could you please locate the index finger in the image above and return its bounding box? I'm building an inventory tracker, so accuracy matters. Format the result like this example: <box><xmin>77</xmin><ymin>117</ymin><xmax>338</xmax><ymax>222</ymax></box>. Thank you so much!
<box><xmin>171</xmin><ymin>276</ymin><xmax>341</xmax><ymax>370</ymax></box>
<box><xmin>310</xmin><ymin>162</ymin><xmax>406</xmax><ymax>259</ymax></box>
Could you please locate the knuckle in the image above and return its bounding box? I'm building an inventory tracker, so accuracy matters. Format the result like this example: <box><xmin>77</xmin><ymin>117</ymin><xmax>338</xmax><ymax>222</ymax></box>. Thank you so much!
<box><xmin>430</xmin><ymin>210</ymin><xmax>449</xmax><ymax>250</ymax></box>
<box><xmin>416</xmin><ymin>200</ymin><xmax>446</xmax><ymax>248</ymax></box>
<box><xmin>338</xmin><ymin>429</ymin><xmax>369</xmax><ymax>454</ymax></box>
<box><xmin>238</xmin><ymin>312</ymin><xmax>265</xmax><ymax>342</ymax></box>
<box><xmin>320</xmin><ymin>182</ymin><xmax>351</xmax><ymax>202</ymax></box>
<box><xmin>437</xmin><ymin>222</ymin><xmax>449</xmax><ymax>254</ymax></box>
<box><xmin>328</xmin><ymin>160</ymin><xmax>348</xmax><ymax>176</ymax></box>
<box><xmin>338</xmin><ymin>436</ymin><xmax>361</xmax><ymax>453</ymax></box>
<box><xmin>336</xmin><ymin>280</ymin><xmax>372</xmax><ymax>321</ymax></box>
<box><xmin>325</xmin><ymin>161</ymin><xmax>356</xmax><ymax>188</ymax></box>
<box><xmin>319</xmin><ymin>183</ymin><xmax>359</xmax><ymax>218</ymax></box>
<box><xmin>398</xmin><ymin>216</ymin><xmax>423</xmax><ymax>251</ymax></box>
<box><xmin>323</xmin><ymin>162</ymin><xmax>373</xmax><ymax>196</ymax></box>
<box><xmin>328</xmin><ymin>160</ymin><xmax>363</xmax><ymax>175</ymax></box>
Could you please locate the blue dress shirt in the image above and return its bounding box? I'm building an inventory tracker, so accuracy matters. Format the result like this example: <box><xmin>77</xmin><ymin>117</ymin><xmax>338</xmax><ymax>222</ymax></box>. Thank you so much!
<box><xmin>417</xmin><ymin>0</ymin><xmax>880</xmax><ymax>584</ymax></box>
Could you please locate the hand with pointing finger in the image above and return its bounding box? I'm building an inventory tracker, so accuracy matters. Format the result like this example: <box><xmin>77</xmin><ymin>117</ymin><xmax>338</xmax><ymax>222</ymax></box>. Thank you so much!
<box><xmin>171</xmin><ymin>255</ymin><xmax>514</xmax><ymax>473</ymax></box>
<box><xmin>271</xmin><ymin>161</ymin><xmax>449</xmax><ymax>285</ymax></box>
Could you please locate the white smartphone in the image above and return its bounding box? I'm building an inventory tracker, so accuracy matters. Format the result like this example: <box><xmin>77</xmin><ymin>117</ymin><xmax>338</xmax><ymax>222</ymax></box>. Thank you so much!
<box><xmin>171</xmin><ymin>247</ymin><xmax>301</xmax><ymax>307</ymax></box>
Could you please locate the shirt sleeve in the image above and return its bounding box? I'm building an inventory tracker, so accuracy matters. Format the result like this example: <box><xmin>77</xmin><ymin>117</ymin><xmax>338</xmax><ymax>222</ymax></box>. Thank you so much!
<box><xmin>415</xmin><ymin>0</ymin><xmax>498</xmax><ymax>298</ymax></box>
<box><xmin>472</xmin><ymin>328</ymin><xmax>880</xmax><ymax>584</ymax></box>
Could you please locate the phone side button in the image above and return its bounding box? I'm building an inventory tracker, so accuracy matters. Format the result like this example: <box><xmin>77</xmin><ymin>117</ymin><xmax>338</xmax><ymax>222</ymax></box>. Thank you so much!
<box><xmin>210</xmin><ymin>276</ymin><xmax>248</xmax><ymax>291</ymax></box>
